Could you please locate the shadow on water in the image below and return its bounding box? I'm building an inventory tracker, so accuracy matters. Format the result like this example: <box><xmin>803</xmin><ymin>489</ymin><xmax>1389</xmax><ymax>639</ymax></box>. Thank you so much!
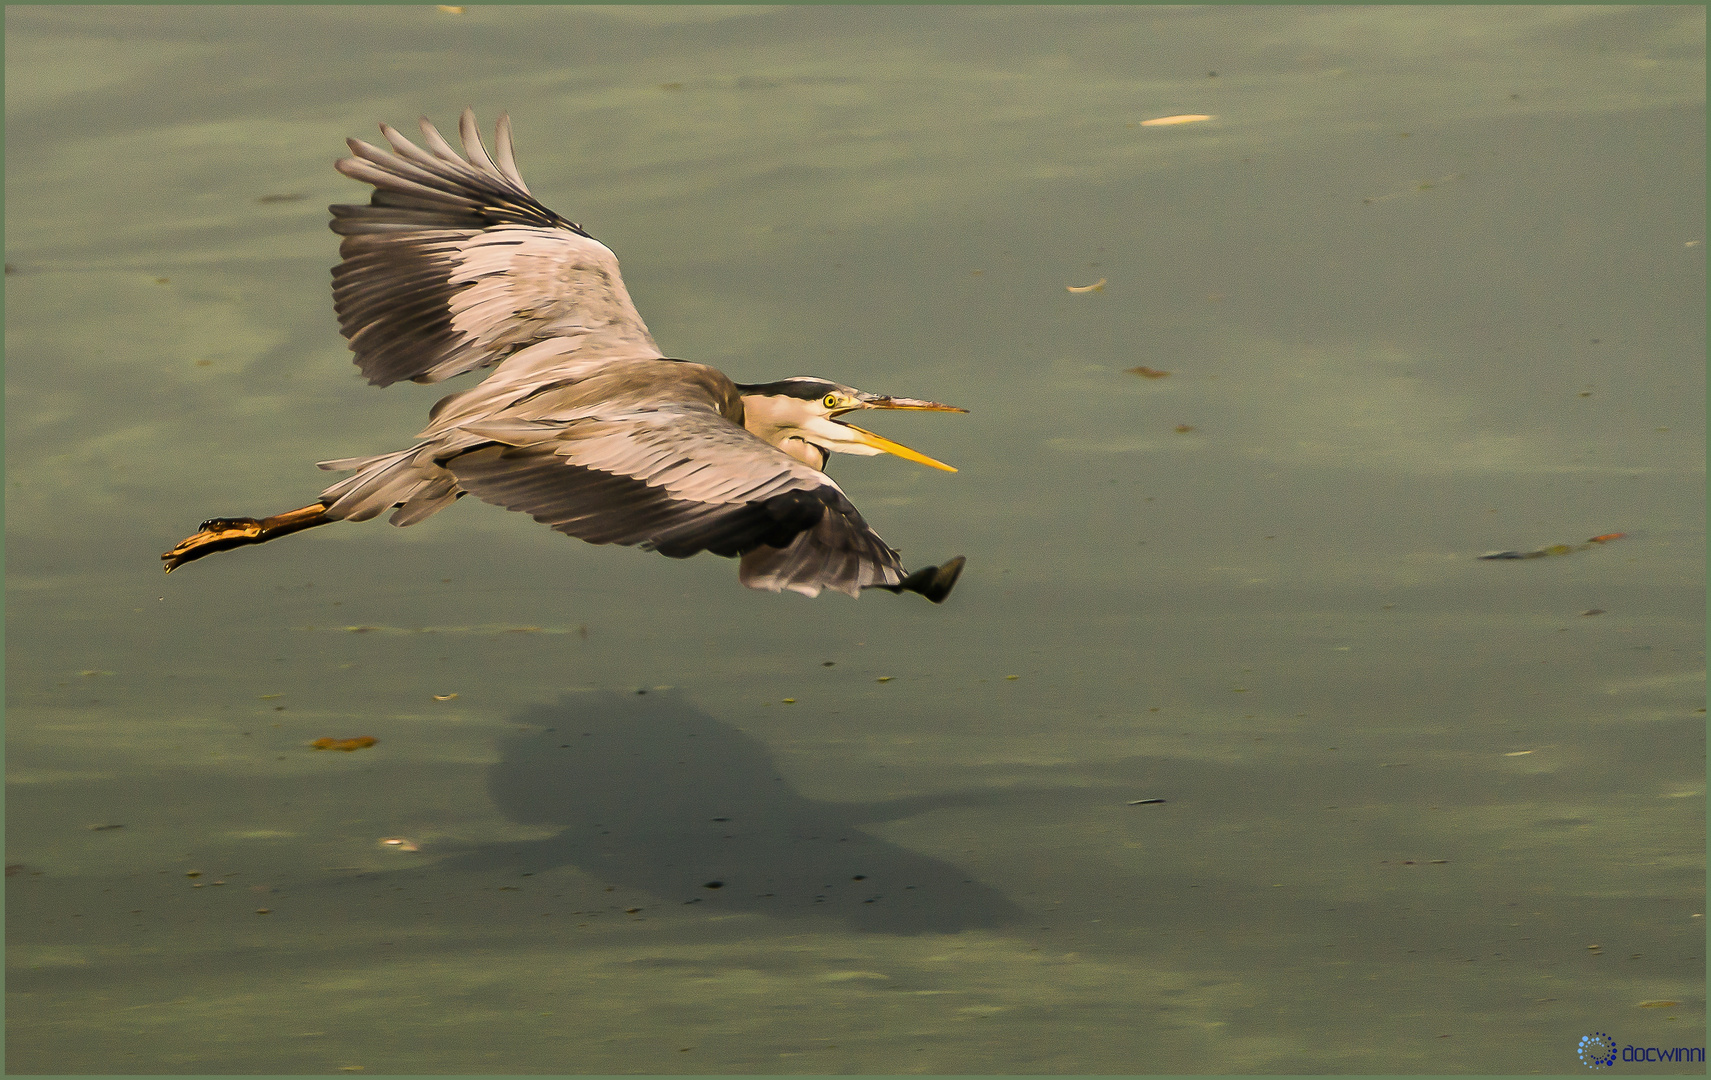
<box><xmin>437</xmin><ymin>691</ymin><xmax>1027</xmax><ymax>935</ymax></box>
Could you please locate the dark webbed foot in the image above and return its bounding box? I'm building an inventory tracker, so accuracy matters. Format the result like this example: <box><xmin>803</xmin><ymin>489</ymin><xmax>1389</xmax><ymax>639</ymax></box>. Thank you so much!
<box><xmin>870</xmin><ymin>555</ymin><xmax>966</xmax><ymax>603</ymax></box>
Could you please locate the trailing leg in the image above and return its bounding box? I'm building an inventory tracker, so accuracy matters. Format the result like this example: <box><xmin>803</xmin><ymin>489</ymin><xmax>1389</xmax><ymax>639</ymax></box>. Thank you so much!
<box><xmin>161</xmin><ymin>503</ymin><xmax>332</xmax><ymax>573</ymax></box>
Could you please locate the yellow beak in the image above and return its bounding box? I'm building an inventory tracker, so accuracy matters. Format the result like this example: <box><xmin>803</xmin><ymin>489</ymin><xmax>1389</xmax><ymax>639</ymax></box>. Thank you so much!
<box><xmin>839</xmin><ymin>422</ymin><xmax>958</xmax><ymax>472</ymax></box>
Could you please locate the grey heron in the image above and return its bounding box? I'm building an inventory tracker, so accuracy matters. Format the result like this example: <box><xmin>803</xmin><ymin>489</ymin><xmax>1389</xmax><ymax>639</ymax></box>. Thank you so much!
<box><xmin>162</xmin><ymin>110</ymin><xmax>966</xmax><ymax>602</ymax></box>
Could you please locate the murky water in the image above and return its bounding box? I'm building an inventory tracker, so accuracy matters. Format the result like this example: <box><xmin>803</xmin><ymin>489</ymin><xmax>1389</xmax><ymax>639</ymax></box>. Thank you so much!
<box><xmin>6</xmin><ymin>6</ymin><xmax>1705</xmax><ymax>1074</ymax></box>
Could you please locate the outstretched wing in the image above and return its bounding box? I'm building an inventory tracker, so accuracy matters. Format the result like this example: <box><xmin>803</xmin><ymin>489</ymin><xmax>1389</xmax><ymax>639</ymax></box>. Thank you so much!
<box><xmin>737</xmin><ymin>505</ymin><xmax>911</xmax><ymax>597</ymax></box>
<box><xmin>330</xmin><ymin>109</ymin><xmax>662</xmax><ymax>387</ymax></box>
<box><xmin>445</xmin><ymin>406</ymin><xmax>908</xmax><ymax>597</ymax></box>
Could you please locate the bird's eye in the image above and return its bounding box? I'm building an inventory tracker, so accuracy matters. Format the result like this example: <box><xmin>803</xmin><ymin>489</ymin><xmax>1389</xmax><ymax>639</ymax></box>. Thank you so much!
<box><xmin>823</xmin><ymin>394</ymin><xmax>839</xmax><ymax>409</ymax></box>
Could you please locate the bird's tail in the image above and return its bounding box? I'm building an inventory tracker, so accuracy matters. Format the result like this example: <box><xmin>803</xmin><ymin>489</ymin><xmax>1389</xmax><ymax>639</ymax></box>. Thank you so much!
<box><xmin>317</xmin><ymin>443</ymin><xmax>462</xmax><ymax>525</ymax></box>
<box><xmin>160</xmin><ymin>503</ymin><xmax>332</xmax><ymax>573</ymax></box>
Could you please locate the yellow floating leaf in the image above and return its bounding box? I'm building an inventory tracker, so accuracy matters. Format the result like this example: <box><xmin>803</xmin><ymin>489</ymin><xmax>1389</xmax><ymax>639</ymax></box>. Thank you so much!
<box><xmin>1066</xmin><ymin>278</ymin><xmax>1106</xmax><ymax>293</ymax></box>
<box><xmin>1140</xmin><ymin>114</ymin><xmax>1214</xmax><ymax>127</ymax></box>
<box><xmin>310</xmin><ymin>736</ymin><xmax>377</xmax><ymax>752</ymax></box>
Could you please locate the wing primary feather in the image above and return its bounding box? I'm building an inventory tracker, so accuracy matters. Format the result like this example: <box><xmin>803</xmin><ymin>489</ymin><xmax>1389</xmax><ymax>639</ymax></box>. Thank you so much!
<box><xmin>493</xmin><ymin>113</ymin><xmax>534</xmax><ymax>195</ymax></box>
<box><xmin>416</xmin><ymin>115</ymin><xmax>464</xmax><ymax>164</ymax></box>
<box><xmin>458</xmin><ymin>107</ymin><xmax>503</xmax><ymax>180</ymax></box>
<box><xmin>345</xmin><ymin>138</ymin><xmax>475</xmax><ymax>194</ymax></box>
<box><xmin>379</xmin><ymin>123</ymin><xmax>486</xmax><ymax>185</ymax></box>
<box><xmin>334</xmin><ymin>157</ymin><xmax>482</xmax><ymax>206</ymax></box>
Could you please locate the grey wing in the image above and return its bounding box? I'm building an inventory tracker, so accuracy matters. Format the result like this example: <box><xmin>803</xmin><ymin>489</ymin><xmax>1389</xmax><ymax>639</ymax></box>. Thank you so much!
<box><xmin>330</xmin><ymin>109</ymin><xmax>661</xmax><ymax>387</ymax></box>
<box><xmin>737</xmin><ymin>506</ymin><xmax>910</xmax><ymax>598</ymax></box>
<box><xmin>445</xmin><ymin>407</ymin><xmax>908</xmax><ymax>597</ymax></box>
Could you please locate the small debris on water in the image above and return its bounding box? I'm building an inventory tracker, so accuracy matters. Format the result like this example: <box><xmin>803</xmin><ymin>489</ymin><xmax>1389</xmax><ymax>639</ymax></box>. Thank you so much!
<box><xmin>1126</xmin><ymin>366</ymin><xmax>1171</xmax><ymax>378</ymax></box>
<box><xmin>1066</xmin><ymin>278</ymin><xmax>1106</xmax><ymax>293</ymax></box>
<box><xmin>1580</xmin><ymin>609</ymin><xmax>1605</xmax><ymax>617</ymax></box>
<box><xmin>310</xmin><ymin>736</ymin><xmax>377</xmax><ymax>752</ymax></box>
<box><xmin>1478</xmin><ymin>533</ymin><xmax>1625</xmax><ymax>560</ymax></box>
<box><xmin>875</xmin><ymin>676</ymin><xmax>893</xmax><ymax>683</ymax></box>
<box><xmin>255</xmin><ymin>193</ymin><xmax>308</xmax><ymax>204</ymax></box>
<box><xmin>1364</xmin><ymin>173</ymin><xmax>1461</xmax><ymax>204</ymax></box>
<box><xmin>1128</xmin><ymin>798</ymin><xmax>1166</xmax><ymax>805</ymax></box>
<box><xmin>1503</xmin><ymin>750</ymin><xmax>1535</xmax><ymax>757</ymax></box>
<box><xmin>1638</xmin><ymin>1000</ymin><xmax>1680</xmax><ymax>1008</ymax></box>
<box><xmin>432</xmin><ymin>693</ymin><xmax>459</xmax><ymax>701</ymax></box>
<box><xmin>1174</xmin><ymin>424</ymin><xmax>1195</xmax><ymax>433</ymax></box>
<box><xmin>87</xmin><ymin>823</ymin><xmax>124</xmax><ymax>831</ymax></box>
<box><xmin>380</xmin><ymin>838</ymin><xmax>419</xmax><ymax>852</ymax></box>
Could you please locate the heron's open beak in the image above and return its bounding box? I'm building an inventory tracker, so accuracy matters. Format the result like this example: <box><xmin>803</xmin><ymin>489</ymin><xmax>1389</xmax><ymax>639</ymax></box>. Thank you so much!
<box><xmin>837</xmin><ymin>396</ymin><xmax>966</xmax><ymax>472</ymax></box>
<box><xmin>836</xmin><ymin>423</ymin><xmax>957</xmax><ymax>472</ymax></box>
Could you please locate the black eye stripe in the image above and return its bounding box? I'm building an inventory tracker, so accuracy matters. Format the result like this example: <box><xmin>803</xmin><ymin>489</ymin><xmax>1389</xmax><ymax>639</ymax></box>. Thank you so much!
<box><xmin>734</xmin><ymin>378</ymin><xmax>846</xmax><ymax>401</ymax></box>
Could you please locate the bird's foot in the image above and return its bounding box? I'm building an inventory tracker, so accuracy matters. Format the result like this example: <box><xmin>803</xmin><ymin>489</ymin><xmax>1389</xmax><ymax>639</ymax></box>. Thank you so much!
<box><xmin>161</xmin><ymin>504</ymin><xmax>333</xmax><ymax>573</ymax></box>
<box><xmin>871</xmin><ymin>555</ymin><xmax>966</xmax><ymax>604</ymax></box>
<box><xmin>161</xmin><ymin>517</ymin><xmax>264</xmax><ymax>573</ymax></box>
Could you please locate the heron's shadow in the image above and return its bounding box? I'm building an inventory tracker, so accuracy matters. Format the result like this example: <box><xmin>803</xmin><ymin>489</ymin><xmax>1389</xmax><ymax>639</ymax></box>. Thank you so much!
<box><xmin>444</xmin><ymin>690</ymin><xmax>1025</xmax><ymax>934</ymax></box>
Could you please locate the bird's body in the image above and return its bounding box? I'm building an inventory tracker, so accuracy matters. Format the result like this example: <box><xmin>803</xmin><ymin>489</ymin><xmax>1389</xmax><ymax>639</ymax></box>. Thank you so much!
<box><xmin>163</xmin><ymin>110</ymin><xmax>965</xmax><ymax>601</ymax></box>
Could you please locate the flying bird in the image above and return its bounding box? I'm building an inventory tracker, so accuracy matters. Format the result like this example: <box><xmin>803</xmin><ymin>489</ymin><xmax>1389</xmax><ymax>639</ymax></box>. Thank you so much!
<box><xmin>162</xmin><ymin>110</ymin><xmax>966</xmax><ymax>601</ymax></box>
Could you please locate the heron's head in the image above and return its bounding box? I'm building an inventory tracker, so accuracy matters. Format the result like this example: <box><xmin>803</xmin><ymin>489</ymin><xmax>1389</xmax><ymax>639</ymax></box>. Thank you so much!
<box><xmin>735</xmin><ymin>378</ymin><xmax>966</xmax><ymax>472</ymax></box>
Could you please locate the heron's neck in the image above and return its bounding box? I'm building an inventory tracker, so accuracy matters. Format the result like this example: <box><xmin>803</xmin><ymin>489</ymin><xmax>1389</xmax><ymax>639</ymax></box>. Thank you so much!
<box><xmin>739</xmin><ymin>394</ymin><xmax>829</xmax><ymax>470</ymax></box>
<box><xmin>776</xmin><ymin>437</ymin><xmax>828</xmax><ymax>470</ymax></box>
